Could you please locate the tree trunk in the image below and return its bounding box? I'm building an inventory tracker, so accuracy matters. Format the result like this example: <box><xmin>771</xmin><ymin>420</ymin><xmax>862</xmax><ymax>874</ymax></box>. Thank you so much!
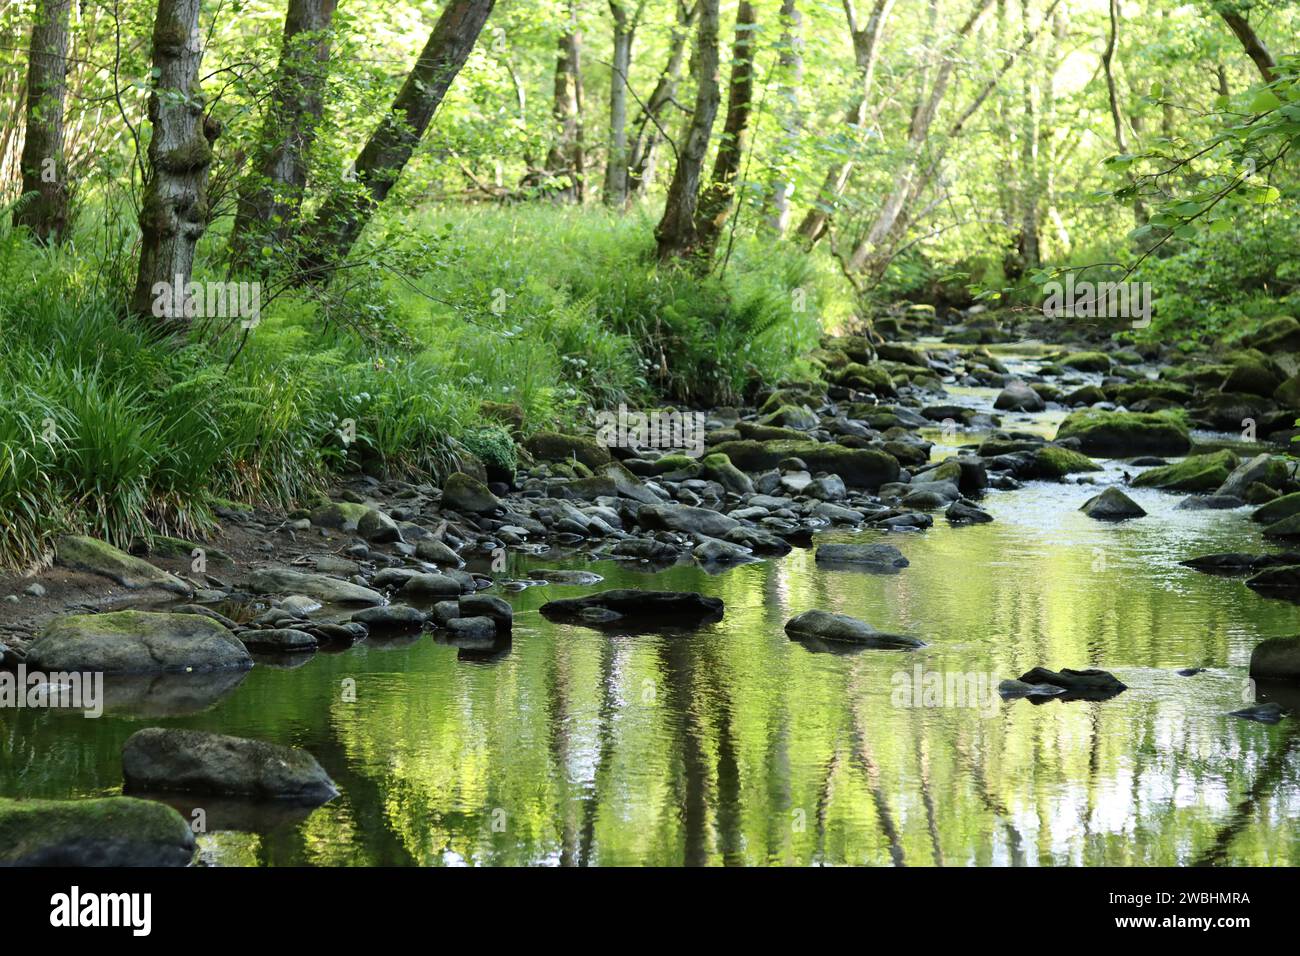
<box><xmin>1102</xmin><ymin>0</ymin><xmax>1146</xmax><ymax>227</ymax></box>
<box><xmin>544</xmin><ymin>1</ymin><xmax>585</xmax><ymax>202</ymax></box>
<box><xmin>692</xmin><ymin>0</ymin><xmax>756</xmax><ymax>263</ymax></box>
<box><xmin>795</xmin><ymin>0</ymin><xmax>895</xmax><ymax>244</ymax></box>
<box><xmin>653</xmin><ymin>0</ymin><xmax>720</xmax><ymax>262</ymax></box>
<box><xmin>229</xmin><ymin>0</ymin><xmax>338</xmax><ymax>272</ymax></box>
<box><xmin>1219</xmin><ymin>9</ymin><xmax>1276</xmax><ymax>82</ymax></box>
<box><xmin>602</xmin><ymin>1</ymin><xmax>636</xmax><ymax>206</ymax></box>
<box><xmin>627</xmin><ymin>0</ymin><xmax>696</xmax><ymax>200</ymax></box>
<box><xmin>1016</xmin><ymin>0</ymin><xmax>1040</xmax><ymax>273</ymax></box>
<box><xmin>764</xmin><ymin>0</ymin><xmax>802</xmax><ymax>234</ymax></box>
<box><xmin>297</xmin><ymin>0</ymin><xmax>495</xmax><ymax>282</ymax></box>
<box><xmin>129</xmin><ymin>0</ymin><xmax>220</xmax><ymax>328</ymax></box>
<box><xmin>15</xmin><ymin>0</ymin><xmax>73</xmax><ymax>244</ymax></box>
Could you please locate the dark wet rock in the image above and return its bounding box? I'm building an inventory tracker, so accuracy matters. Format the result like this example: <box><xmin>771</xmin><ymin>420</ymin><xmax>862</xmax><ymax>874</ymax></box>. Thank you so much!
<box><xmin>371</xmin><ymin>567</ymin><xmax>421</xmax><ymax>589</ymax></box>
<box><xmin>446</xmin><ymin>616</ymin><xmax>497</xmax><ymax>641</ymax></box>
<box><xmin>946</xmin><ymin>499</ymin><xmax>993</xmax><ymax>525</ymax></box>
<box><xmin>352</xmin><ymin>604</ymin><xmax>428</xmax><ymax>630</ymax></box>
<box><xmin>26</xmin><ymin>610</ymin><xmax>252</xmax><ymax>674</ymax></box>
<box><xmin>1191</xmin><ymin>392</ymin><xmax>1276</xmax><ymax>431</ymax></box>
<box><xmin>1228</xmin><ymin>702</ymin><xmax>1287</xmax><ymax>724</ymax></box>
<box><xmin>1181</xmin><ymin>552</ymin><xmax>1300</xmax><ymax>575</ymax></box>
<box><xmin>1017</xmin><ymin>666</ymin><xmax>1127</xmax><ymax>699</ymax></box>
<box><xmin>784</xmin><ymin>609</ymin><xmax>923</xmax><ymax>648</ymax></box>
<box><xmin>528</xmin><ymin>569</ymin><xmax>604</xmax><ymax>585</ymax></box>
<box><xmin>1249</xmin><ymin>635</ymin><xmax>1300</xmax><ymax>681</ymax></box>
<box><xmin>1246</xmin><ymin>564</ymin><xmax>1300</xmax><ymax>596</ymax></box>
<box><xmin>871</xmin><ymin>511</ymin><xmax>934</xmax><ymax>531</ymax></box>
<box><xmin>459</xmin><ymin>594</ymin><xmax>512</xmax><ymax>631</ymax></box>
<box><xmin>239</xmin><ymin>627</ymin><xmax>317</xmax><ymax>653</ymax></box>
<box><xmin>428</xmin><ymin>600</ymin><xmax>461</xmax><ymax>627</ymax></box>
<box><xmin>123</xmin><ymin>728</ymin><xmax>338</xmax><ymax>803</ymax></box>
<box><xmin>1253</xmin><ymin>492</ymin><xmax>1300</xmax><ymax>525</ymax></box>
<box><xmin>1080</xmin><ymin>486</ymin><xmax>1146</xmax><ymax>520</ymax></box>
<box><xmin>814</xmin><ymin>542</ymin><xmax>909</xmax><ymax>572</ymax></box>
<box><xmin>400</xmin><ymin>572</ymin><xmax>470</xmax><ymax>598</ymax></box>
<box><xmin>997</xmin><ymin>679</ymin><xmax>1067</xmax><ymax>700</ymax></box>
<box><xmin>1132</xmin><ymin>449</ymin><xmax>1237</xmax><ymax>493</ymax></box>
<box><xmin>541</xmin><ymin>589</ymin><xmax>724</xmax><ymax>625</ymax></box>
<box><xmin>442</xmin><ymin>471</ymin><xmax>504</xmax><ymax>514</ymax></box>
<box><xmin>55</xmin><ymin>534</ymin><xmax>192</xmax><ymax>596</ymax></box>
<box><xmin>0</xmin><ymin>796</ymin><xmax>195</xmax><ymax>867</ymax></box>
<box><xmin>637</xmin><ymin>502</ymin><xmax>739</xmax><ymax>537</ymax></box>
<box><xmin>994</xmin><ymin>381</ymin><xmax>1046</xmax><ymax>412</ymax></box>
<box><xmin>1176</xmin><ymin>667</ymin><xmax>1207</xmax><ymax>677</ymax></box>
<box><xmin>1054</xmin><ymin>409</ymin><xmax>1191</xmax><ymax>457</ymax></box>
<box><xmin>415</xmin><ymin>537</ymin><xmax>465</xmax><ymax>568</ymax></box>
<box><xmin>248</xmin><ymin>567</ymin><xmax>384</xmax><ymax>605</ymax></box>
<box><xmin>723</xmin><ymin>525</ymin><xmax>793</xmax><ymax>556</ymax></box>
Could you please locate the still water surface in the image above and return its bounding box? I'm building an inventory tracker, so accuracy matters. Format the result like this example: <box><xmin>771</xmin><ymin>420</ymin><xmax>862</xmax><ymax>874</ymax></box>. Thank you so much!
<box><xmin>4</xmin><ymin>357</ymin><xmax>1299</xmax><ymax>866</ymax></box>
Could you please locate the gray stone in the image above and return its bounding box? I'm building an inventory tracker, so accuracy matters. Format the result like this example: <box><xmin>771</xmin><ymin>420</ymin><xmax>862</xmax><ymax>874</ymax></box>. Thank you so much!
<box><xmin>26</xmin><ymin>610</ymin><xmax>252</xmax><ymax>674</ymax></box>
<box><xmin>122</xmin><ymin>728</ymin><xmax>338</xmax><ymax>803</ymax></box>
<box><xmin>248</xmin><ymin>567</ymin><xmax>384</xmax><ymax>605</ymax></box>
<box><xmin>814</xmin><ymin>542</ymin><xmax>909</xmax><ymax>572</ymax></box>
<box><xmin>784</xmin><ymin>609</ymin><xmax>923</xmax><ymax>648</ymax></box>
<box><xmin>55</xmin><ymin>535</ymin><xmax>191</xmax><ymax>596</ymax></box>
<box><xmin>1080</xmin><ymin>486</ymin><xmax>1147</xmax><ymax>520</ymax></box>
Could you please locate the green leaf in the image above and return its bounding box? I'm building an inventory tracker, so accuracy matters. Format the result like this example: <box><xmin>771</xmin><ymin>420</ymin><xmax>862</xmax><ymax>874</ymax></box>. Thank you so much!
<box><xmin>1250</xmin><ymin>90</ymin><xmax>1282</xmax><ymax>113</ymax></box>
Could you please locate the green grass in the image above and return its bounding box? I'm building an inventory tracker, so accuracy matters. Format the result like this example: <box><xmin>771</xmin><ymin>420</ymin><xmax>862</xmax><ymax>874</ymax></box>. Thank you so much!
<box><xmin>0</xmin><ymin>202</ymin><xmax>833</xmax><ymax>568</ymax></box>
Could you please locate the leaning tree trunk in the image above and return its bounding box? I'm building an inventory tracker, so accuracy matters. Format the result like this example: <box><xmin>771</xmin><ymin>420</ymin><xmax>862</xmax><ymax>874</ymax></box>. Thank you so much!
<box><xmin>602</xmin><ymin>0</ymin><xmax>635</xmax><ymax>206</ymax></box>
<box><xmin>297</xmin><ymin>0</ymin><xmax>495</xmax><ymax>282</ymax></box>
<box><xmin>654</xmin><ymin>0</ymin><xmax>720</xmax><ymax>262</ymax></box>
<box><xmin>544</xmin><ymin>1</ymin><xmax>585</xmax><ymax>202</ymax></box>
<box><xmin>228</xmin><ymin>0</ymin><xmax>338</xmax><ymax>272</ymax></box>
<box><xmin>626</xmin><ymin>0</ymin><xmax>696</xmax><ymax>201</ymax></box>
<box><xmin>692</xmin><ymin>0</ymin><xmax>756</xmax><ymax>264</ymax></box>
<box><xmin>129</xmin><ymin>0</ymin><xmax>220</xmax><ymax>329</ymax></box>
<box><xmin>15</xmin><ymin>0</ymin><xmax>73</xmax><ymax>244</ymax></box>
<box><xmin>1218</xmin><ymin>9</ymin><xmax>1277</xmax><ymax>82</ymax></box>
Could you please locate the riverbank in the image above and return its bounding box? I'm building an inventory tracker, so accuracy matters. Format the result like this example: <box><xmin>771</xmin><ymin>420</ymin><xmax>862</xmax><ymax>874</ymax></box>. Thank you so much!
<box><xmin>6</xmin><ymin>306</ymin><xmax>1300</xmax><ymax>865</ymax></box>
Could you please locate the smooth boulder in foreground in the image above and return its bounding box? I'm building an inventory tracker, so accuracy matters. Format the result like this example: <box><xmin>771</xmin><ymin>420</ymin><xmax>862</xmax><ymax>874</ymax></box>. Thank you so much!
<box><xmin>540</xmin><ymin>589</ymin><xmax>724</xmax><ymax>625</ymax></box>
<box><xmin>785</xmin><ymin>610</ymin><xmax>923</xmax><ymax>649</ymax></box>
<box><xmin>0</xmin><ymin>796</ymin><xmax>196</xmax><ymax>867</ymax></box>
<box><xmin>122</xmin><ymin>728</ymin><xmax>339</xmax><ymax>803</ymax></box>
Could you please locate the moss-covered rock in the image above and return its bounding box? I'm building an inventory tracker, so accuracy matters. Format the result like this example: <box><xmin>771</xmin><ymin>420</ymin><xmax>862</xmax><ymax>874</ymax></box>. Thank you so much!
<box><xmin>26</xmin><ymin>610</ymin><xmax>253</xmax><ymax>674</ymax></box>
<box><xmin>1060</xmin><ymin>351</ymin><xmax>1112</xmax><ymax>373</ymax></box>
<box><xmin>479</xmin><ymin>399</ymin><xmax>525</xmax><ymax>432</ymax></box>
<box><xmin>0</xmin><ymin>796</ymin><xmax>195</xmax><ymax>866</ymax></box>
<box><xmin>1131</xmin><ymin>449</ymin><xmax>1238</xmax><ymax>493</ymax></box>
<box><xmin>1106</xmin><ymin>381</ymin><xmax>1193</xmax><ymax>405</ymax></box>
<box><xmin>310</xmin><ymin>500</ymin><xmax>371</xmax><ymax>531</ymax></box>
<box><xmin>735</xmin><ymin>421</ymin><xmax>809</xmax><ymax>442</ymax></box>
<box><xmin>707</xmin><ymin>439</ymin><xmax>899</xmax><ymax>488</ymax></box>
<box><xmin>1055</xmin><ymin>409</ymin><xmax>1191</xmax><ymax>456</ymax></box>
<box><xmin>441</xmin><ymin>471</ymin><xmax>504</xmax><ymax>514</ymax></box>
<box><xmin>1273</xmin><ymin>373</ymin><xmax>1300</xmax><ymax>409</ymax></box>
<box><xmin>758</xmin><ymin>404</ymin><xmax>820</xmax><ymax>430</ymax></box>
<box><xmin>1221</xmin><ymin>354</ymin><xmax>1283</xmax><ymax>397</ymax></box>
<box><xmin>55</xmin><ymin>535</ymin><xmax>191</xmax><ymax>596</ymax></box>
<box><xmin>701</xmin><ymin>453</ymin><xmax>755</xmax><ymax>495</ymax></box>
<box><xmin>1253</xmin><ymin>491</ymin><xmax>1300</xmax><ymax>524</ymax></box>
<box><xmin>1024</xmin><ymin>445</ymin><xmax>1102</xmax><ymax>480</ymax></box>
<box><xmin>876</xmin><ymin>343</ymin><xmax>930</xmax><ymax>368</ymax></box>
<box><xmin>833</xmin><ymin>362</ymin><xmax>896</xmax><ymax>394</ymax></box>
<box><xmin>524</xmin><ymin>431</ymin><xmax>611</xmax><ymax>469</ymax></box>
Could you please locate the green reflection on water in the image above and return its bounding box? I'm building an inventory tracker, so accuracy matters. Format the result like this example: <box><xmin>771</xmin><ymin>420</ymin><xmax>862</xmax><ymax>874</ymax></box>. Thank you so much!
<box><xmin>3</xmin><ymin>472</ymin><xmax>1299</xmax><ymax>866</ymax></box>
